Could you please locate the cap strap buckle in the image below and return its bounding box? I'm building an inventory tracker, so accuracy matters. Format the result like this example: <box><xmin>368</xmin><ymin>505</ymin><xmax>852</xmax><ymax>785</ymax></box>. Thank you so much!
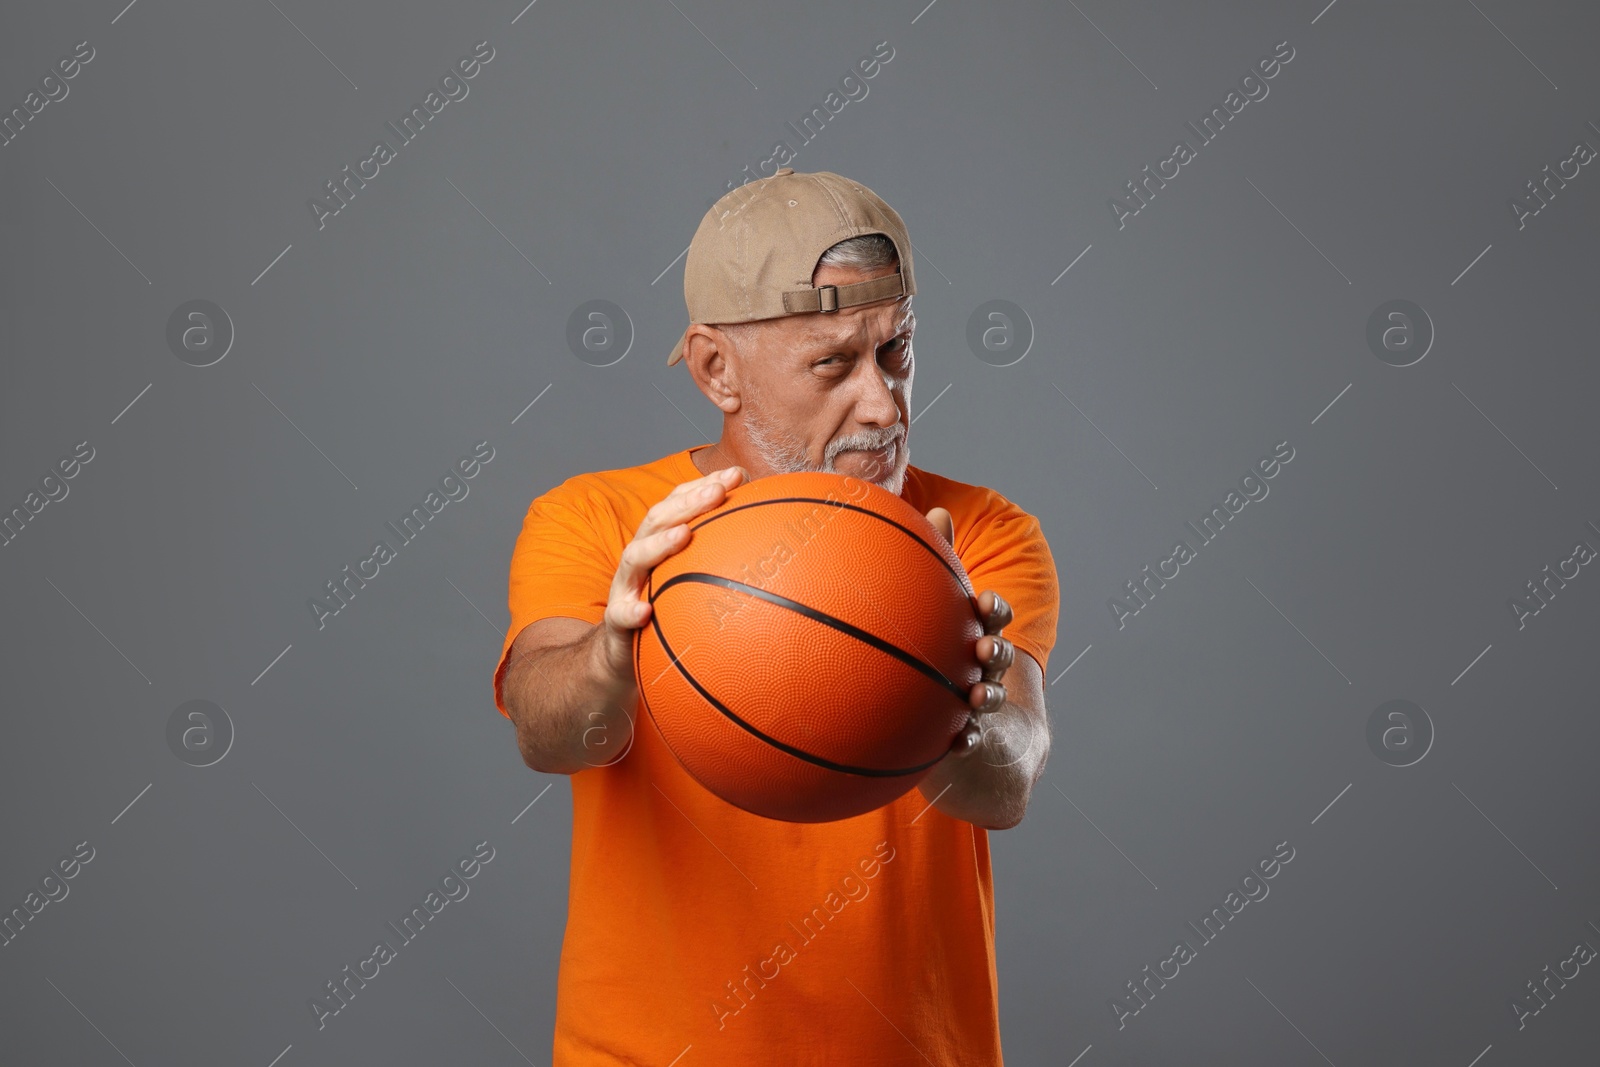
<box><xmin>781</xmin><ymin>272</ymin><xmax>906</xmax><ymax>315</ymax></box>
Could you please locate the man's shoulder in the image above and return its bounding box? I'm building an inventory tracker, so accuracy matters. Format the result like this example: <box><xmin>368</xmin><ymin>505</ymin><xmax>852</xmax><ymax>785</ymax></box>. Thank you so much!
<box><xmin>902</xmin><ymin>464</ymin><xmax>1056</xmax><ymax>578</ymax></box>
<box><xmin>903</xmin><ymin>464</ymin><xmax>1036</xmax><ymax>524</ymax></box>
<box><xmin>535</xmin><ymin>448</ymin><xmax>692</xmax><ymax>511</ymax></box>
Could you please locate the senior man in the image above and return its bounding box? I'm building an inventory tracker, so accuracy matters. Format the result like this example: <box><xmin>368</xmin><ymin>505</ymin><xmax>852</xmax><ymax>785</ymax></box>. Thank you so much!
<box><xmin>495</xmin><ymin>169</ymin><xmax>1060</xmax><ymax>1065</ymax></box>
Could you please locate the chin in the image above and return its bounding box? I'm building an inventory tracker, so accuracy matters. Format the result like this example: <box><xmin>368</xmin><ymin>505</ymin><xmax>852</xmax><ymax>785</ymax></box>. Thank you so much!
<box><xmin>867</xmin><ymin>455</ymin><xmax>908</xmax><ymax>496</ymax></box>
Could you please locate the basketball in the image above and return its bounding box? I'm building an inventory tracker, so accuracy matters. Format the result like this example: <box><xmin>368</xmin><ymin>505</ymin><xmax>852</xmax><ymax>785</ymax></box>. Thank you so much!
<box><xmin>634</xmin><ymin>470</ymin><xmax>985</xmax><ymax>823</ymax></box>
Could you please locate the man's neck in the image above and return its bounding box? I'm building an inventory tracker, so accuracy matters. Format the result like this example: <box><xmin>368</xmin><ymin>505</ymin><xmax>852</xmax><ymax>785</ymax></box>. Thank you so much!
<box><xmin>688</xmin><ymin>442</ymin><xmax>729</xmax><ymax>477</ymax></box>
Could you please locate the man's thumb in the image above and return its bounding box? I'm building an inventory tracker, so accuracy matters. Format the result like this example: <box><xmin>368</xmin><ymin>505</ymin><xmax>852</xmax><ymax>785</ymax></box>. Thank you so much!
<box><xmin>926</xmin><ymin>506</ymin><xmax>954</xmax><ymax>544</ymax></box>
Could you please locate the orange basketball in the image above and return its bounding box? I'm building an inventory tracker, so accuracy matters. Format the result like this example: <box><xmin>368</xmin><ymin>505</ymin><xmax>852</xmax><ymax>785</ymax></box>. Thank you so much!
<box><xmin>634</xmin><ymin>470</ymin><xmax>984</xmax><ymax>823</ymax></box>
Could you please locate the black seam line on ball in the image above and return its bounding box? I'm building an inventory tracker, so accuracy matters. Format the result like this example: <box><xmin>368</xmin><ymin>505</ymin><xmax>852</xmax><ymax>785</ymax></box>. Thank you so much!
<box><xmin>652</xmin><ymin>571</ymin><xmax>972</xmax><ymax>706</ymax></box>
<box><xmin>689</xmin><ymin>495</ymin><xmax>975</xmax><ymax>602</ymax></box>
<box><xmin>646</xmin><ymin>611</ymin><xmax>948</xmax><ymax>779</ymax></box>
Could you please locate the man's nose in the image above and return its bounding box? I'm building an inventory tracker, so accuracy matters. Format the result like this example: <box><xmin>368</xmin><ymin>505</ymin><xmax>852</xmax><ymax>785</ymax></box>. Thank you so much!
<box><xmin>854</xmin><ymin>362</ymin><xmax>902</xmax><ymax>427</ymax></box>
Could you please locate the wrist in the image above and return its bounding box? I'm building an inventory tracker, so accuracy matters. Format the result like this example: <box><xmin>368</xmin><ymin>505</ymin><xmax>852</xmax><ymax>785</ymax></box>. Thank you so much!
<box><xmin>586</xmin><ymin>620</ymin><xmax>639</xmax><ymax>703</ymax></box>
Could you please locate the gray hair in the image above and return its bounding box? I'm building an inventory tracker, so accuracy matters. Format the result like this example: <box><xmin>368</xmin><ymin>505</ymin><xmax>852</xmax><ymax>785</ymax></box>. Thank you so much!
<box><xmin>713</xmin><ymin>234</ymin><xmax>902</xmax><ymax>354</ymax></box>
<box><xmin>814</xmin><ymin>232</ymin><xmax>899</xmax><ymax>277</ymax></box>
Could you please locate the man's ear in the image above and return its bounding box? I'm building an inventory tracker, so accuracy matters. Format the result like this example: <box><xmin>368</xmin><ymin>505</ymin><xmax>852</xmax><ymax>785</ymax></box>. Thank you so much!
<box><xmin>926</xmin><ymin>506</ymin><xmax>954</xmax><ymax>544</ymax></box>
<box><xmin>684</xmin><ymin>325</ymin><xmax>740</xmax><ymax>413</ymax></box>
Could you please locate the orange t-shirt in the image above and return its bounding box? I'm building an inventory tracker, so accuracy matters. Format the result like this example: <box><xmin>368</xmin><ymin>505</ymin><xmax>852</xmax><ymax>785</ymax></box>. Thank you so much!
<box><xmin>494</xmin><ymin>444</ymin><xmax>1060</xmax><ymax>1066</ymax></box>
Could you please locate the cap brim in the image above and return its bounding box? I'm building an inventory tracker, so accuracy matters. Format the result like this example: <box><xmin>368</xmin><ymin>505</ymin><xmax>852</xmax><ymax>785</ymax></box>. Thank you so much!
<box><xmin>666</xmin><ymin>328</ymin><xmax>687</xmax><ymax>366</ymax></box>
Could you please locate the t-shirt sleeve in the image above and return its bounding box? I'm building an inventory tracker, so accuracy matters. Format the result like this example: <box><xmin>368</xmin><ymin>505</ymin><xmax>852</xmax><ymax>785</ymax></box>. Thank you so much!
<box><xmin>492</xmin><ymin>485</ymin><xmax>621</xmax><ymax>719</ymax></box>
<box><xmin>956</xmin><ymin>493</ymin><xmax>1061</xmax><ymax>676</ymax></box>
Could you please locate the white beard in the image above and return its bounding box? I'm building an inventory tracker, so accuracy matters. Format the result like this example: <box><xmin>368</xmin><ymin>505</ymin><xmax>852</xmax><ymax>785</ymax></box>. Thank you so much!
<box><xmin>741</xmin><ymin>390</ymin><xmax>906</xmax><ymax>496</ymax></box>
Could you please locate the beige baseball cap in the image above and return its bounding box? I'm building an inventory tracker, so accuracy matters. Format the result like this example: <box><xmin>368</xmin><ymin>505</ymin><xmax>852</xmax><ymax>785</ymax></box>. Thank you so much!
<box><xmin>666</xmin><ymin>168</ymin><xmax>917</xmax><ymax>366</ymax></box>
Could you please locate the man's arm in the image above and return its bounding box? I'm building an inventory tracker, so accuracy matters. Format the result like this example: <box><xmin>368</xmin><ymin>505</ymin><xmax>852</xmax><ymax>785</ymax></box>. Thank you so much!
<box><xmin>500</xmin><ymin>617</ymin><xmax>638</xmax><ymax>775</ymax></box>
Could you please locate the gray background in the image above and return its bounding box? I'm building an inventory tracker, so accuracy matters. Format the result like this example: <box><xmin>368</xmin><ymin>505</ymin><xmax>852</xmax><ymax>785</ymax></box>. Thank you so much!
<box><xmin>2</xmin><ymin>0</ymin><xmax>1597</xmax><ymax>1063</ymax></box>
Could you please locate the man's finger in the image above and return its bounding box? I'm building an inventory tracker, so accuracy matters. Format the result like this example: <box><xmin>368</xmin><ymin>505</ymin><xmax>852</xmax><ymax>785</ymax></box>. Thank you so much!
<box><xmin>926</xmin><ymin>506</ymin><xmax>954</xmax><ymax>545</ymax></box>
<box><xmin>980</xmin><ymin>591</ymin><xmax>1013</xmax><ymax>633</ymax></box>
<box><xmin>970</xmin><ymin>680</ymin><xmax>1006</xmax><ymax>713</ymax></box>
<box><xmin>643</xmin><ymin>466</ymin><xmax>744</xmax><ymax>538</ymax></box>
<box><xmin>611</xmin><ymin>524</ymin><xmax>685</xmax><ymax>597</ymax></box>
<box><xmin>950</xmin><ymin>719</ymin><xmax>981</xmax><ymax>757</ymax></box>
<box><xmin>980</xmin><ymin>635</ymin><xmax>1014</xmax><ymax>681</ymax></box>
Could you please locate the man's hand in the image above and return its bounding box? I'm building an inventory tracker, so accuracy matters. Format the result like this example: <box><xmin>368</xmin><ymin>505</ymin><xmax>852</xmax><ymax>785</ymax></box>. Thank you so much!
<box><xmin>916</xmin><ymin>505</ymin><xmax>1049</xmax><ymax>829</ymax></box>
<box><xmin>596</xmin><ymin>463</ymin><xmax>749</xmax><ymax>682</ymax></box>
<box><xmin>924</xmin><ymin>506</ymin><xmax>1015</xmax><ymax>756</ymax></box>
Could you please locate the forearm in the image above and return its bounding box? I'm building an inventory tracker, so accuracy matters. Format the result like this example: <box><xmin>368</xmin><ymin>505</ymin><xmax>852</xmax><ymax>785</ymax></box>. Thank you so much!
<box><xmin>502</xmin><ymin>627</ymin><xmax>637</xmax><ymax>774</ymax></box>
<box><xmin>918</xmin><ymin>700</ymin><xmax>1050</xmax><ymax>830</ymax></box>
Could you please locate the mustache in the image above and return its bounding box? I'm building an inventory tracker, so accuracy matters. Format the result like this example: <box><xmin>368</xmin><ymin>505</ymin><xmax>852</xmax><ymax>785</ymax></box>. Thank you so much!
<box><xmin>826</xmin><ymin>428</ymin><xmax>903</xmax><ymax>463</ymax></box>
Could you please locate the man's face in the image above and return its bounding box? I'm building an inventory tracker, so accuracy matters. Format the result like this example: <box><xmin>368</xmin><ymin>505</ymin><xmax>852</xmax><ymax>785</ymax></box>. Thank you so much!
<box><xmin>730</xmin><ymin>262</ymin><xmax>914</xmax><ymax>496</ymax></box>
